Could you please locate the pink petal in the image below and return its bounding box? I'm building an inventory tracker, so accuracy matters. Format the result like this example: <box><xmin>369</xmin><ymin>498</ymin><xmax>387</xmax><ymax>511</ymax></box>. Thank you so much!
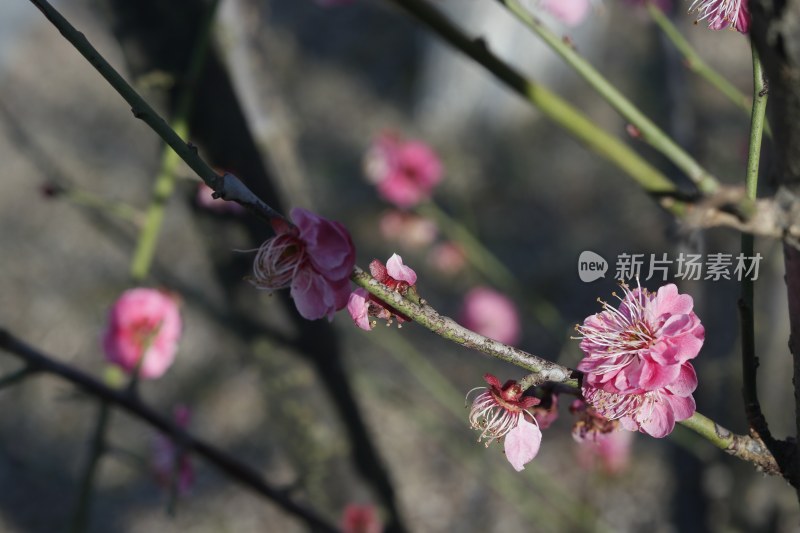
<box><xmin>347</xmin><ymin>289</ymin><xmax>373</xmax><ymax>331</ymax></box>
<box><xmin>637</xmin><ymin>358</ymin><xmax>681</xmax><ymax>391</ymax></box>
<box><xmin>291</xmin><ymin>207</ymin><xmax>356</xmax><ymax>281</ymax></box>
<box><xmin>504</xmin><ymin>418</ymin><xmax>542</xmax><ymax>471</ymax></box>
<box><xmin>291</xmin><ymin>266</ymin><xmax>344</xmax><ymax>320</ymax></box>
<box><xmin>459</xmin><ymin>287</ymin><xmax>521</xmax><ymax>346</ymax></box>
<box><xmin>665</xmin><ymin>392</ymin><xmax>696</xmax><ymax>422</ymax></box>
<box><xmin>385</xmin><ymin>253</ymin><xmax>417</xmax><ymax>285</ymax></box>
<box><xmin>637</xmin><ymin>397</ymin><xmax>675</xmax><ymax>438</ymax></box>
<box><xmin>665</xmin><ymin>363</ymin><xmax>698</xmax><ymax>396</ymax></box>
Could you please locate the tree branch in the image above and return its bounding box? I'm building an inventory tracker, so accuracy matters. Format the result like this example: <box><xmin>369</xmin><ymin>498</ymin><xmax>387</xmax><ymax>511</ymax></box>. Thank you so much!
<box><xmin>0</xmin><ymin>328</ymin><xmax>340</xmax><ymax>533</ymax></box>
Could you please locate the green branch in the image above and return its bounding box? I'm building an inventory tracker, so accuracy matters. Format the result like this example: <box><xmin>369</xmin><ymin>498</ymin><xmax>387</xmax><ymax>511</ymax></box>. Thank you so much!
<box><xmin>497</xmin><ymin>0</ymin><xmax>720</xmax><ymax>194</ymax></box>
<box><xmin>386</xmin><ymin>0</ymin><xmax>677</xmax><ymax>197</ymax></box>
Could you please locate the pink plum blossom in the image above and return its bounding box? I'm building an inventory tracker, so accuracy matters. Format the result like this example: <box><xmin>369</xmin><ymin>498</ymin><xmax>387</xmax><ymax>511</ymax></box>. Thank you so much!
<box><xmin>575</xmin><ymin>283</ymin><xmax>703</xmax><ymax>437</ymax></box>
<box><xmin>468</xmin><ymin>374</ymin><xmax>542</xmax><ymax>471</ymax></box>
<box><xmin>459</xmin><ymin>287</ymin><xmax>521</xmax><ymax>345</ymax></box>
<box><xmin>541</xmin><ymin>0</ymin><xmax>591</xmax><ymax>26</ymax></box>
<box><xmin>364</xmin><ymin>133</ymin><xmax>443</xmax><ymax>208</ymax></box>
<box><xmin>428</xmin><ymin>241</ymin><xmax>466</xmax><ymax>275</ymax></box>
<box><xmin>347</xmin><ymin>254</ymin><xmax>417</xmax><ymax>330</ymax></box>
<box><xmin>690</xmin><ymin>0</ymin><xmax>750</xmax><ymax>33</ymax></box>
<box><xmin>571</xmin><ymin>399</ymin><xmax>633</xmax><ymax>474</ymax></box>
<box><xmin>195</xmin><ymin>182</ymin><xmax>245</xmax><ymax>215</ymax></box>
<box><xmin>151</xmin><ymin>405</ymin><xmax>194</xmax><ymax>495</ymax></box>
<box><xmin>379</xmin><ymin>210</ymin><xmax>438</xmax><ymax>249</ymax></box>
<box><xmin>341</xmin><ymin>504</ymin><xmax>383</xmax><ymax>533</ymax></box>
<box><xmin>251</xmin><ymin>208</ymin><xmax>356</xmax><ymax>321</ymax></box>
<box><xmin>102</xmin><ymin>288</ymin><xmax>182</xmax><ymax>380</ymax></box>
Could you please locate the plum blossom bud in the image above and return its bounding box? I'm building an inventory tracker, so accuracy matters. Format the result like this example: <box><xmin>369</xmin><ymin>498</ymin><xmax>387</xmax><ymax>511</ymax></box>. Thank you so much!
<box><xmin>251</xmin><ymin>208</ymin><xmax>356</xmax><ymax>321</ymax></box>
<box><xmin>467</xmin><ymin>374</ymin><xmax>542</xmax><ymax>471</ymax></box>
<box><xmin>574</xmin><ymin>282</ymin><xmax>703</xmax><ymax>437</ymax></box>
<box><xmin>151</xmin><ymin>405</ymin><xmax>194</xmax><ymax>495</ymax></box>
<box><xmin>102</xmin><ymin>288</ymin><xmax>182</xmax><ymax>380</ymax></box>
<box><xmin>341</xmin><ymin>504</ymin><xmax>383</xmax><ymax>533</ymax></box>
<box><xmin>689</xmin><ymin>0</ymin><xmax>750</xmax><ymax>33</ymax></box>
<box><xmin>364</xmin><ymin>132</ymin><xmax>443</xmax><ymax>208</ymax></box>
<box><xmin>459</xmin><ymin>287</ymin><xmax>521</xmax><ymax>345</ymax></box>
<box><xmin>347</xmin><ymin>254</ymin><xmax>417</xmax><ymax>330</ymax></box>
<box><xmin>428</xmin><ymin>241</ymin><xmax>466</xmax><ymax>275</ymax></box>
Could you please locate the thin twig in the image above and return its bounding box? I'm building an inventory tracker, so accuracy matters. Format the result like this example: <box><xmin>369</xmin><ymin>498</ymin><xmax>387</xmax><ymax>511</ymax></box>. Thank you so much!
<box><xmin>0</xmin><ymin>328</ymin><xmax>340</xmax><ymax>533</ymax></box>
<box><xmin>496</xmin><ymin>0</ymin><xmax>720</xmax><ymax>194</ymax></box>
<box><xmin>740</xmin><ymin>45</ymin><xmax>771</xmax><ymax>443</ymax></box>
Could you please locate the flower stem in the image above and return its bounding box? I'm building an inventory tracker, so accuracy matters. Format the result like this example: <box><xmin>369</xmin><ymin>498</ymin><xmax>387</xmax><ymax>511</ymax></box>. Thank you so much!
<box><xmin>60</xmin><ymin>186</ymin><xmax>145</xmax><ymax>226</ymax></box>
<box><xmin>385</xmin><ymin>0</ymin><xmax>678</xmax><ymax>198</ymax></box>
<box><xmin>647</xmin><ymin>2</ymin><xmax>772</xmax><ymax>138</ymax></box>
<box><xmin>69</xmin><ymin>401</ymin><xmax>111</xmax><ymax>533</ymax></box>
<box><xmin>740</xmin><ymin>45</ymin><xmax>769</xmax><ymax>437</ymax></box>
<box><xmin>130</xmin><ymin>0</ymin><xmax>219</xmax><ymax>281</ymax></box>
<box><xmin>497</xmin><ymin>0</ymin><xmax>720</xmax><ymax>194</ymax></box>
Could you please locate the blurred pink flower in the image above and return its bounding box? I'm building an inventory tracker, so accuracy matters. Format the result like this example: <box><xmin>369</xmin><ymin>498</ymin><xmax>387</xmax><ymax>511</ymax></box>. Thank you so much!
<box><xmin>251</xmin><ymin>208</ymin><xmax>356</xmax><ymax>321</ymax></box>
<box><xmin>459</xmin><ymin>287</ymin><xmax>521</xmax><ymax>345</ymax></box>
<box><xmin>341</xmin><ymin>504</ymin><xmax>383</xmax><ymax>533</ymax></box>
<box><xmin>690</xmin><ymin>0</ymin><xmax>750</xmax><ymax>33</ymax></box>
<box><xmin>379</xmin><ymin>210</ymin><xmax>438</xmax><ymax>249</ymax></box>
<box><xmin>575</xmin><ymin>282</ymin><xmax>702</xmax><ymax>437</ymax></box>
<box><xmin>428</xmin><ymin>241</ymin><xmax>466</xmax><ymax>275</ymax></box>
<box><xmin>541</xmin><ymin>0</ymin><xmax>591</xmax><ymax>26</ymax></box>
<box><xmin>468</xmin><ymin>374</ymin><xmax>542</xmax><ymax>471</ymax></box>
<box><xmin>576</xmin><ymin>426</ymin><xmax>634</xmax><ymax>475</ymax></box>
<box><xmin>347</xmin><ymin>254</ymin><xmax>417</xmax><ymax>330</ymax></box>
<box><xmin>102</xmin><ymin>288</ymin><xmax>182</xmax><ymax>380</ymax></box>
<box><xmin>195</xmin><ymin>183</ymin><xmax>245</xmax><ymax>215</ymax></box>
<box><xmin>364</xmin><ymin>133</ymin><xmax>443</xmax><ymax>208</ymax></box>
<box><xmin>152</xmin><ymin>405</ymin><xmax>194</xmax><ymax>495</ymax></box>
<box><xmin>532</xmin><ymin>392</ymin><xmax>559</xmax><ymax>429</ymax></box>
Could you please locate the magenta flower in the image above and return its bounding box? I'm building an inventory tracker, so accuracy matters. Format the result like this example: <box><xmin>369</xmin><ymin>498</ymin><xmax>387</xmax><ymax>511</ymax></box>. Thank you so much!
<box><xmin>459</xmin><ymin>287</ymin><xmax>521</xmax><ymax>345</ymax></box>
<box><xmin>690</xmin><ymin>0</ymin><xmax>750</xmax><ymax>33</ymax></box>
<box><xmin>195</xmin><ymin>182</ymin><xmax>245</xmax><ymax>215</ymax></box>
<box><xmin>251</xmin><ymin>208</ymin><xmax>356</xmax><ymax>321</ymax></box>
<box><xmin>347</xmin><ymin>254</ymin><xmax>417</xmax><ymax>330</ymax></box>
<box><xmin>152</xmin><ymin>405</ymin><xmax>194</xmax><ymax>495</ymax></box>
<box><xmin>341</xmin><ymin>504</ymin><xmax>383</xmax><ymax>533</ymax></box>
<box><xmin>532</xmin><ymin>392</ymin><xmax>559</xmax><ymax>429</ymax></box>
<box><xmin>364</xmin><ymin>133</ymin><xmax>443</xmax><ymax>208</ymax></box>
<box><xmin>575</xmin><ymin>282</ymin><xmax>702</xmax><ymax>437</ymax></box>
<box><xmin>468</xmin><ymin>374</ymin><xmax>542</xmax><ymax>471</ymax></box>
<box><xmin>541</xmin><ymin>0</ymin><xmax>591</xmax><ymax>26</ymax></box>
<box><xmin>102</xmin><ymin>288</ymin><xmax>182</xmax><ymax>380</ymax></box>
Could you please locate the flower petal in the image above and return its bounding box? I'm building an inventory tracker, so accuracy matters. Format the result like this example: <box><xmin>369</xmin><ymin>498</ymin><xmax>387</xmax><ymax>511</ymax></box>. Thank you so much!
<box><xmin>504</xmin><ymin>418</ymin><xmax>542</xmax><ymax>471</ymax></box>
<box><xmin>386</xmin><ymin>253</ymin><xmax>417</xmax><ymax>284</ymax></box>
<box><xmin>347</xmin><ymin>289</ymin><xmax>373</xmax><ymax>331</ymax></box>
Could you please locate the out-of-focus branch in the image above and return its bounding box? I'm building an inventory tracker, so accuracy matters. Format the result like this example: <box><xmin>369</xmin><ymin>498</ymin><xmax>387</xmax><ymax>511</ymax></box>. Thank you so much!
<box><xmin>0</xmin><ymin>328</ymin><xmax>340</xmax><ymax>533</ymax></box>
<box><xmin>496</xmin><ymin>0</ymin><xmax>720</xmax><ymax>194</ymax></box>
<box><xmin>383</xmin><ymin>0</ymin><xmax>679</xmax><ymax>198</ymax></box>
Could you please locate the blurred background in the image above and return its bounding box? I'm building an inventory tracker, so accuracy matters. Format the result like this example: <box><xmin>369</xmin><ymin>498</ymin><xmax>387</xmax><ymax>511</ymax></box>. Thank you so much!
<box><xmin>0</xmin><ymin>0</ymin><xmax>795</xmax><ymax>531</ymax></box>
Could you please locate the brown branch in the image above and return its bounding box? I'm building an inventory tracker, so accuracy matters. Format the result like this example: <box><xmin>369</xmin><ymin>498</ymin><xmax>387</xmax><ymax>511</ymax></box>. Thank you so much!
<box><xmin>0</xmin><ymin>328</ymin><xmax>340</xmax><ymax>533</ymax></box>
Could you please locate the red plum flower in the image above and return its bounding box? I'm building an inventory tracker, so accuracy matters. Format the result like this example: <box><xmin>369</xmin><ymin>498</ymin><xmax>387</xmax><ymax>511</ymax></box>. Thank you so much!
<box><xmin>251</xmin><ymin>208</ymin><xmax>356</xmax><ymax>321</ymax></box>
<box><xmin>347</xmin><ymin>254</ymin><xmax>417</xmax><ymax>330</ymax></box>
<box><xmin>102</xmin><ymin>288</ymin><xmax>182</xmax><ymax>380</ymax></box>
<box><xmin>575</xmin><ymin>283</ymin><xmax>703</xmax><ymax>437</ymax></box>
<box><xmin>690</xmin><ymin>0</ymin><xmax>750</xmax><ymax>33</ymax></box>
<box><xmin>468</xmin><ymin>374</ymin><xmax>542</xmax><ymax>471</ymax></box>
<box><xmin>341</xmin><ymin>504</ymin><xmax>383</xmax><ymax>533</ymax></box>
<box><xmin>459</xmin><ymin>287</ymin><xmax>521</xmax><ymax>345</ymax></box>
<box><xmin>151</xmin><ymin>405</ymin><xmax>194</xmax><ymax>495</ymax></box>
<box><xmin>364</xmin><ymin>133</ymin><xmax>443</xmax><ymax>208</ymax></box>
